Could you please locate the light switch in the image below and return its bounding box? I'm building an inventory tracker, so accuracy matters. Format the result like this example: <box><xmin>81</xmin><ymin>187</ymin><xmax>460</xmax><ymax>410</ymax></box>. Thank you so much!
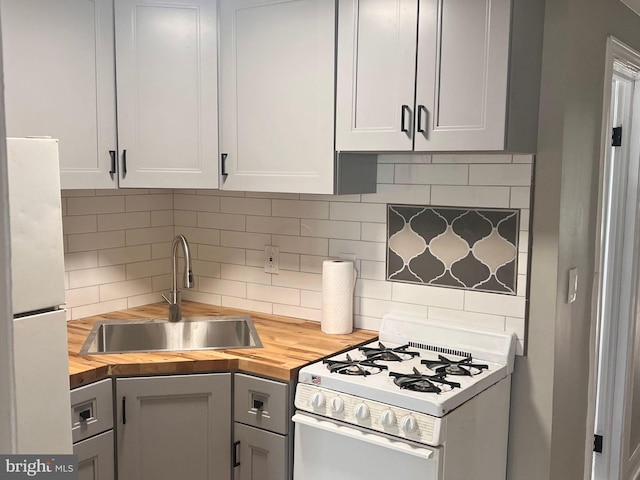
<box><xmin>568</xmin><ymin>268</ymin><xmax>578</xmax><ymax>303</ymax></box>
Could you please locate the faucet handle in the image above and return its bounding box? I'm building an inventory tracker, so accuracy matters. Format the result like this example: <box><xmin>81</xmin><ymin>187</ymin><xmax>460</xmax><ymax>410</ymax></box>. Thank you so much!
<box><xmin>161</xmin><ymin>293</ymin><xmax>171</xmax><ymax>304</ymax></box>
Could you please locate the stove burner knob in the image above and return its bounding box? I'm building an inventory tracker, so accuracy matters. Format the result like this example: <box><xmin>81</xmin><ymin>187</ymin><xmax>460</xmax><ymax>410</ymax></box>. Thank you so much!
<box><xmin>310</xmin><ymin>392</ymin><xmax>326</xmax><ymax>409</ymax></box>
<box><xmin>400</xmin><ymin>415</ymin><xmax>418</xmax><ymax>434</ymax></box>
<box><xmin>329</xmin><ymin>397</ymin><xmax>345</xmax><ymax>414</ymax></box>
<box><xmin>379</xmin><ymin>409</ymin><xmax>397</xmax><ymax>428</ymax></box>
<box><xmin>354</xmin><ymin>403</ymin><xmax>370</xmax><ymax>420</ymax></box>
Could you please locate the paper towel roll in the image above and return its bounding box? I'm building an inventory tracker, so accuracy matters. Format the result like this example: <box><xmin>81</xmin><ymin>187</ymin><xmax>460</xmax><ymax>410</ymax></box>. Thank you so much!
<box><xmin>321</xmin><ymin>259</ymin><xmax>356</xmax><ymax>334</ymax></box>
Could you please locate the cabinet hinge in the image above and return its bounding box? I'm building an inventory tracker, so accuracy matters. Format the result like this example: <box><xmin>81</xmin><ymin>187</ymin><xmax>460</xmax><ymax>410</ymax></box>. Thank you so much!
<box><xmin>612</xmin><ymin>126</ymin><xmax>623</xmax><ymax>147</ymax></box>
<box><xmin>594</xmin><ymin>434</ymin><xmax>603</xmax><ymax>453</ymax></box>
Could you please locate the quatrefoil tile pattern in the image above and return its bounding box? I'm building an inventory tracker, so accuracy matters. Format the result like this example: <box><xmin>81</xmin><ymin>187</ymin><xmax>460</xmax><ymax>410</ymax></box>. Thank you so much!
<box><xmin>386</xmin><ymin>205</ymin><xmax>520</xmax><ymax>295</ymax></box>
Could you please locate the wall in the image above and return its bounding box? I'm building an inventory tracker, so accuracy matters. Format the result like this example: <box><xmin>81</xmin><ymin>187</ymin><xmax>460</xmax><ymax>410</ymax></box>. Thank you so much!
<box><xmin>508</xmin><ymin>1</ymin><xmax>640</xmax><ymax>479</ymax></box>
<box><xmin>62</xmin><ymin>154</ymin><xmax>533</xmax><ymax>355</ymax></box>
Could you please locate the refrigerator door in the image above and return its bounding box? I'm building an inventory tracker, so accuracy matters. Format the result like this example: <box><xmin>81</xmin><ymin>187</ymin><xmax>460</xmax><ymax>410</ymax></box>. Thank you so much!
<box><xmin>13</xmin><ymin>309</ymin><xmax>72</xmax><ymax>453</ymax></box>
<box><xmin>6</xmin><ymin>137</ymin><xmax>66</xmax><ymax>315</ymax></box>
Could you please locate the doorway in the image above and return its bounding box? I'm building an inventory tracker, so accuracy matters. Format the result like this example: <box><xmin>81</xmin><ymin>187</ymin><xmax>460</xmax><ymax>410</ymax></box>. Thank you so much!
<box><xmin>592</xmin><ymin>37</ymin><xmax>640</xmax><ymax>480</ymax></box>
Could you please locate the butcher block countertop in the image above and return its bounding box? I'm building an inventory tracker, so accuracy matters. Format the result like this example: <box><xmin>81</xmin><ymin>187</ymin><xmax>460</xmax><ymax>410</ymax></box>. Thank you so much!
<box><xmin>66</xmin><ymin>301</ymin><xmax>378</xmax><ymax>388</ymax></box>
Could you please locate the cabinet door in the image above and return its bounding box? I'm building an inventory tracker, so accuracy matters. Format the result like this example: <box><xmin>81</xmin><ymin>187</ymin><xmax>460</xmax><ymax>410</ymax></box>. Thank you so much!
<box><xmin>219</xmin><ymin>0</ymin><xmax>336</xmax><ymax>194</ymax></box>
<box><xmin>335</xmin><ymin>0</ymin><xmax>418</xmax><ymax>151</ymax></box>
<box><xmin>115</xmin><ymin>0</ymin><xmax>219</xmax><ymax>188</ymax></box>
<box><xmin>1</xmin><ymin>0</ymin><xmax>118</xmax><ymax>189</ymax></box>
<box><xmin>234</xmin><ymin>423</ymin><xmax>287</xmax><ymax>480</ymax></box>
<box><xmin>414</xmin><ymin>0</ymin><xmax>511</xmax><ymax>151</ymax></box>
<box><xmin>74</xmin><ymin>431</ymin><xmax>115</xmax><ymax>480</ymax></box>
<box><xmin>116</xmin><ymin>374</ymin><xmax>231</xmax><ymax>480</ymax></box>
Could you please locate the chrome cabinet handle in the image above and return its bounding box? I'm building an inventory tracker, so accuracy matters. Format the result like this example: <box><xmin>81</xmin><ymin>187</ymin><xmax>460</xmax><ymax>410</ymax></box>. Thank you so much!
<box><xmin>122</xmin><ymin>150</ymin><xmax>127</xmax><ymax>177</ymax></box>
<box><xmin>109</xmin><ymin>150</ymin><xmax>116</xmax><ymax>176</ymax></box>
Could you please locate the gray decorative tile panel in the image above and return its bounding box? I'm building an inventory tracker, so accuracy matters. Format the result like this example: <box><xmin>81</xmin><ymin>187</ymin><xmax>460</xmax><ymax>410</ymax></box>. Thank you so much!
<box><xmin>386</xmin><ymin>205</ymin><xmax>520</xmax><ymax>294</ymax></box>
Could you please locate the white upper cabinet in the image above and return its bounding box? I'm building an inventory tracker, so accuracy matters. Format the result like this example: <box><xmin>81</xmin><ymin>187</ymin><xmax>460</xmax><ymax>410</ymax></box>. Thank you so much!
<box><xmin>335</xmin><ymin>0</ymin><xmax>418</xmax><ymax>151</ymax></box>
<box><xmin>219</xmin><ymin>0</ymin><xmax>337</xmax><ymax>194</ymax></box>
<box><xmin>115</xmin><ymin>0</ymin><xmax>219</xmax><ymax>188</ymax></box>
<box><xmin>1</xmin><ymin>0</ymin><xmax>118</xmax><ymax>189</ymax></box>
<box><xmin>336</xmin><ymin>0</ymin><xmax>543</xmax><ymax>153</ymax></box>
<box><xmin>1</xmin><ymin>0</ymin><xmax>219</xmax><ymax>190</ymax></box>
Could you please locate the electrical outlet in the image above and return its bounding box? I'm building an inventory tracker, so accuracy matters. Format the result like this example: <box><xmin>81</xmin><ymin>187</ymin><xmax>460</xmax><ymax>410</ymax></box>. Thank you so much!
<box><xmin>264</xmin><ymin>246</ymin><xmax>279</xmax><ymax>274</ymax></box>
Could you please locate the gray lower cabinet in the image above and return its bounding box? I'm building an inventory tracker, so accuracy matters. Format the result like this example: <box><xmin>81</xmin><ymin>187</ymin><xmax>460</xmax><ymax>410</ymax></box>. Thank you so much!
<box><xmin>116</xmin><ymin>373</ymin><xmax>231</xmax><ymax>480</ymax></box>
<box><xmin>233</xmin><ymin>423</ymin><xmax>286</xmax><ymax>480</ymax></box>
<box><xmin>71</xmin><ymin>379</ymin><xmax>115</xmax><ymax>480</ymax></box>
<box><xmin>74</xmin><ymin>431</ymin><xmax>115</xmax><ymax>480</ymax></box>
<box><xmin>233</xmin><ymin>373</ymin><xmax>291</xmax><ymax>480</ymax></box>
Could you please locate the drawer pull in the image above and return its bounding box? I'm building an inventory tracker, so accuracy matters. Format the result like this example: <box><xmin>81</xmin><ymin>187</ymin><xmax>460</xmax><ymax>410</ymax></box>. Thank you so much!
<box><xmin>253</xmin><ymin>400</ymin><xmax>264</xmax><ymax>411</ymax></box>
<box><xmin>79</xmin><ymin>409</ymin><xmax>91</xmax><ymax>422</ymax></box>
<box><xmin>122</xmin><ymin>397</ymin><xmax>127</xmax><ymax>425</ymax></box>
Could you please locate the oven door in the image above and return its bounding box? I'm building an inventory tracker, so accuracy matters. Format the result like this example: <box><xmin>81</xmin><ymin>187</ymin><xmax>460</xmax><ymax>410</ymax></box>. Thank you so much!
<box><xmin>293</xmin><ymin>412</ymin><xmax>441</xmax><ymax>479</ymax></box>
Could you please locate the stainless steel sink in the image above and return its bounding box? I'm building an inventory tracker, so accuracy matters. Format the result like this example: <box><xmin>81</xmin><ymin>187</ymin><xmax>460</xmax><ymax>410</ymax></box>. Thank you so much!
<box><xmin>79</xmin><ymin>316</ymin><xmax>263</xmax><ymax>355</ymax></box>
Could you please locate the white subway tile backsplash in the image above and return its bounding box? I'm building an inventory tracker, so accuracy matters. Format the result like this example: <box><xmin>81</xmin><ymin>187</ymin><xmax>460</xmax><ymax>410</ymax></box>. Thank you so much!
<box><xmin>395</xmin><ymin>164</ymin><xmax>469</xmax><ymax>185</ymax></box>
<box><xmin>98</xmin><ymin>245</ymin><xmax>152</xmax><ymax>267</ymax></box>
<box><xmin>151</xmin><ymin>210</ymin><xmax>174</xmax><ymax>227</ymax></box>
<box><xmin>469</xmin><ymin>164</ymin><xmax>532</xmax><ymax>186</ymax></box>
<box><xmin>391</xmin><ymin>283</ymin><xmax>464</xmax><ymax>309</ymax></box>
<box><xmin>62</xmin><ymin>154</ymin><xmax>531</xmax><ymax>351</ymax></box>
<box><xmin>68</xmin><ymin>265</ymin><xmax>126</xmax><ymax>289</ymax></box>
<box><xmin>329</xmin><ymin>239</ymin><xmax>386</xmax><ymax>261</ymax></box>
<box><xmin>98</xmin><ymin>212</ymin><xmax>150</xmax><ymax>231</ymax></box>
<box><xmin>247</xmin><ymin>216</ymin><xmax>300</xmax><ymax>235</ymax></box>
<box><xmin>221</xmin><ymin>197</ymin><xmax>271</xmax><ymax>216</ymax></box>
<box><xmin>125</xmin><ymin>190</ymin><xmax>174</xmax><ymax>212</ymax></box>
<box><xmin>68</xmin><ymin>231</ymin><xmax>125</xmax><ymax>253</ymax></box>
<box><xmin>272</xmin><ymin>199</ymin><xmax>329</xmax><ymax>219</ymax></box>
<box><xmin>65</xmin><ymin>251</ymin><xmax>99</xmax><ymax>271</ymax></box>
<box><xmin>199</xmin><ymin>245</ymin><xmax>246</xmax><ymax>265</ymax></box>
<box><xmin>248</xmin><ymin>284</ymin><xmax>300</xmax><ymax>305</ymax></box>
<box><xmin>431</xmin><ymin>186</ymin><xmax>510</xmax><ymax>208</ymax></box>
<box><xmin>330</xmin><ymin>202</ymin><xmax>386</xmax><ymax>223</ymax></box>
<box><xmin>199</xmin><ymin>277</ymin><xmax>247</xmax><ymax>298</ymax></box>
<box><xmin>126</xmin><ymin>259</ymin><xmax>170</xmax><ymax>280</ymax></box>
<box><xmin>100</xmin><ymin>278</ymin><xmax>152</xmax><ymax>302</ymax></box>
<box><xmin>301</xmin><ymin>219</ymin><xmax>360</xmax><ymax>240</ymax></box>
<box><xmin>221</xmin><ymin>264</ymin><xmax>271</xmax><ymax>285</ymax></box>
<box><xmin>174</xmin><ymin>193</ymin><xmax>218</xmax><ymax>212</ymax></box>
<box><xmin>63</xmin><ymin>215</ymin><xmax>97</xmax><ymax>234</ymax></box>
<box><xmin>361</xmin><ymin>184</ymin><xmax>430</xmax><ymax>205</ymax></box>
<box><xmin>273</xmin><ymin>235</ymin><xmax>328</xmax><ymax>256</ymax></box>
<box><xmin>221</xmin><ymin>231</ymin><xmax>271</xmax><ymax>251</ymax></box>
<box><xmin>198</xmin><ymin>212</ymin><xmax>246</xmax><ymax>231</ymax></box>
<box><xmin>67</xmin><ymin>196</ymin><xmax>124</xmax><ymax>215</ymax></box>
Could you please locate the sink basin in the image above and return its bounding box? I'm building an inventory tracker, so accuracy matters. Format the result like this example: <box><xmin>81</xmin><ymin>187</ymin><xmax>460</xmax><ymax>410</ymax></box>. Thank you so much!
<box><xmin>79</xmin><ymin>316</ymin><xmax>263</xmax><ymax>355</ymax></box>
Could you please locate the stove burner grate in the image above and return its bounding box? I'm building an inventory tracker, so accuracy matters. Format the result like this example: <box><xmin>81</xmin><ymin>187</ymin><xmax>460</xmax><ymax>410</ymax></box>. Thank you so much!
<box><xmin>389</xmin><ymin>367</ymin><xmax>461</xmax><ymax>393</ymax></box>
<box><xmin>422</xmin><ymin>354</ymin><xmax>489</xmax><ymax>376</ymax></box>
<box><xmin>360</xmin><ymin>342</ymin><xmax>420</xmax><ymax>362</ymax></box>
<box><xmin>324</xmin><ymin>354</ymin><xmax>388</xmax><ymax>376</ymax></box>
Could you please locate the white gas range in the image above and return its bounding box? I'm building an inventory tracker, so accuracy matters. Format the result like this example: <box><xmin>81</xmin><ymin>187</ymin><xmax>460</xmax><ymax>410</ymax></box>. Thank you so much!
<box><xmin>293</xmin><ymin>313</ymin><xmax>517</xmax><ymax>480</ymax></box>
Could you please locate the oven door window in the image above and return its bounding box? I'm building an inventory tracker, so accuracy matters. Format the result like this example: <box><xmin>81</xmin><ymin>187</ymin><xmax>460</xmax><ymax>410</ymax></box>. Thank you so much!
<box><xmin>293</xmin><ymin>413</ymin><xmax>441</xmax><ymax>479</ymax></box>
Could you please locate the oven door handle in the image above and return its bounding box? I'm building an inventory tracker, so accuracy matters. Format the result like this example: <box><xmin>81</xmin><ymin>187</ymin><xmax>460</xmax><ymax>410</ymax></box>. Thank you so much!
<box><xmin>292</xmin><ymin>413</ymin><xmax>434</xmax><ymax>460</ymax></box>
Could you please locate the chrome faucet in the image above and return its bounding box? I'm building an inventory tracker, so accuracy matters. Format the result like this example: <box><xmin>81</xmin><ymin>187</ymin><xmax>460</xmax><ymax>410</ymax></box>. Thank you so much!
<box><xmin>162</xmin><ymin>234</ymin><xmax>195</xmax><ymax>322</ymax></box>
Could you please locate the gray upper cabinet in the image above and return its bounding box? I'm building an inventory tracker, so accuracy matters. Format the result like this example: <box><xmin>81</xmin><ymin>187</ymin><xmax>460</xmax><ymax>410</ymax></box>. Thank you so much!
<box><xmin>1</xmin><ymin>0</ymin><xmax>118</xmax><ymax>189</ymax></box>
<box><xmin>116</xmin><ymin>373</ymin><xmax>231</xmax><ymax>480</ymax></box>
<box><xmin>336</xmin><ymin>0</ymin><xmax>544</xmax><ymax>153</ymax></box>
<box><xmin>1</xmin><ymin>0</ymin><xmax>220</xmax><ymax>190</ymax></box>
<box><xmin>218</xmin><ymin>0</ymin><xmax>338</xmax><ymax>194</ymax></box>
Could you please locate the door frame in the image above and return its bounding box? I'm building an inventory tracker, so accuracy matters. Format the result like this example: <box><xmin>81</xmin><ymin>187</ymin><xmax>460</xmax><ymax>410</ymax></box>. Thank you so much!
<box><xmin>590</xmin><ymin>36</ymin><xmax>640</xmax><ymax>480</ymax></box>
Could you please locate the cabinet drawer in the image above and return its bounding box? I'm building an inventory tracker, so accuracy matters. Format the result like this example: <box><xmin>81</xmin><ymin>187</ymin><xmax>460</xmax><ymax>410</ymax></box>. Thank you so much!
<box><xmin>71</xmin><ymin>379</ymin><xmax>113</xmax><ymax>443</ymax></box>
<box><xmin>234</xmin><ymin>374</ymin><xmax>289</xmax><ymax>435</ymax></box>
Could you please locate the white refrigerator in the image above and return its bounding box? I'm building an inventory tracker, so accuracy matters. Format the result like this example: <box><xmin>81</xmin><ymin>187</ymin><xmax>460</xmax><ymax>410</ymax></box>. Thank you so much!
<box><xmin>7</xmin><ymin>137</ymin><xmax>72</xmax><ymax>453</ymax></box>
